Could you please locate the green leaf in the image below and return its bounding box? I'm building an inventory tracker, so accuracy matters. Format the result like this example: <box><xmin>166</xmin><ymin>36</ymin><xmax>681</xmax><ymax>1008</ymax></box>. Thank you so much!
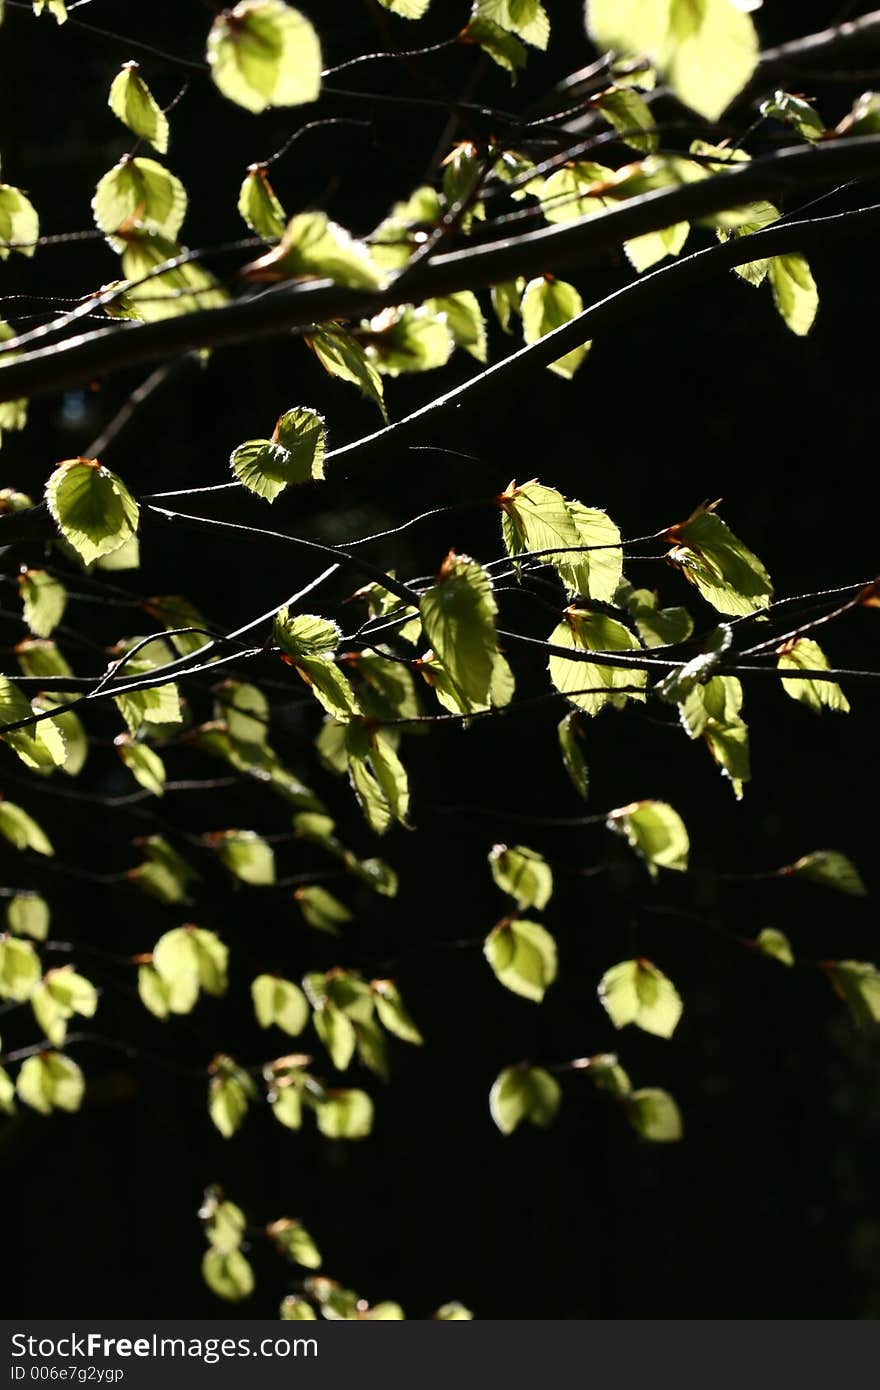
<box><xmin>200</xmin><ymin>1189</ymin><xmax>246</xmax><ymax>1253</ymax></box>
<box><xmin>461</xmin><ymin>17</ymin><xmax>527</xmax><ymax>79</ymax></box>
<box><xmin>294</xmin><ymin>885</ymin><xmax>353</xmax><ymax>936</ymax></box>
<box><xmin>475</xmin><ymin>0</ymin><xmax>549</xmax><ymax>50</ymax></box>
<box><xmin>207</xmin><ymin>0</ymin><xmax>322</xmax><ymax>113</ymax></box>
<box><xmin>434</xmin><ymin>1302</ymin><xmax>473</xmax><ymax>1320</ymax></box>
<box><xmin>15</xmin><ymin>639</ymin><xmax>73</xmax><ymax>684</ymax></box>
<box><xmin>19</xmin><ymin>570</ymin><xmax>66</xmax><ymax>638</ymax></box>
<box><xmin>489</xmin><ymin>1064</ymin><xmax>560</xmax><ymax>1134</ymax></box>
<box><xmin>365</xmin><ymin>305</ymin><xmax>453</xmax><ymax>376</ymax></box>
<box><xmin>789</xmin><ymin>850</ymin><xmax>866</xmax><ymax>897</ymax></box>
<box><xmin>607</xmin><ymin>800</ymin><xmax>689</xmax><ymax>874</ymax></box>
<box><xmin>598</xmin><ymin>958</ymin><xmax>683</xmax><ymax>1037</ymax></box>
<box><xmin>490</xmin><ymin>279</ymin><xmax>524</xmax><ymax>332</ymax></box>
<box><xmin>769</xmin><ymin>254</ymin><xmax>818</xmax><ymax>337</ymax></box>
<box><xmin>32</xmin><ymin>0</ymin><xmax>67</xmax><ymax>20</ymax></box>
<box><xmin>7</xmin><ymin>893</ymin><xmax>49</xmax><ymax>941</ymax></box>
<box><xmin>586</xmin><ymin>0</ymin><xmax>758</xmax><ymax>122</ymax></box>
<box><xmin>370</xmin><ymin>186</ymin><xmax>441</xmax><ymax>271</ymax></box>
<box><xmin>0</xmin><ymin>800</ymin><xmax>54</xmax><ymax>856</ymax></box>
<box><xmin>489</xmin><ymin>844</ymin><xmax>553</xmax><ymax>910</ymax></box>
<box><xmin>826</xmin><ymin>961</ymin><xmax>880</xmax><ymax>1028</ymax></box>
<box><xmin>202</xmin><ymin>1248</ymin><xmax>254</xmax><ymax>1302</ymax></box>
<box><xmin>376</xmin><ymin>0</ymin><xmax>430</xmax><ymax>16</ymax></box>
<box><xmin>153</xmin><ymin>924</ymin><xmax>228</xmax><ymax>997</ymax></box>
<box><xmin>521</xmin><ymin>277</ymin><xmax>588</xmax><ymax>379</ymax></box>
<box><xmin>0</xmin><ymin>183</ymin><xmax>39</xmax><ymax>259</ymax></box>
<box><xmin>548</xmin><ymin>608</ymin><xmax>646</xmax><ymax>716</ymax></box>
<box><xmin>208</xmin><ymin>1055</ymin><xmax>256</xmax><ymax>1137</ymax></box>
<box><xmin>558</xmin><ymin>711</ymin><xmax>589</xmax><ymax>798</ymax></box>
<box><xmin>587</xmin><ymin>1052</ymin><xmax>632</xmax><ymax>1098</ymax></box>
<box><xmin>0</xmin><ymin>936</ymin><xmax>41</xmax><ymax>1001</ymax></box>
<box><xmin>315</xmin><ymin>1088</ymin><xmax>374</xmax><ymax>1139</ymax></box>
<box><xmin>212</xmin><ymin>830</ymin><xmax>276</xmax><ymax>885</ymax></box>
<box><xmin>118</xmin><ymin>229</ymin><xmax>229</xmax><ymax>321</ymax></box>
<box><xmin>92</xmin><ymin>156</ymin><xmax>186</xmax><ymax>251</ymax></box>
<box><xmin>273</xmin><ymin>610</ymin><xmax>341</xmax><ymax>658</ymax></box>
<box><xmin>755</xmin><ymin>928</ymin><xmax>794</xmax><ymax>967</ymax></box>
<box><xmin>31</xmin><ymin>966</ymin><xmax>98</xmax><ymax>1046</ymax></box>
<box><xmin>345</xmin><ymin>723</ymin><xmax>410</xmax><ymax>833</ymax></box>
<box><xmin>251</xmin><ymin>975</ymin><xmax>309</xmax><ymax>1035</ymax></box>
<box><xmin>238</xmin><ymin>163</ymin><xmax>286</xmax><ymax>238</ymax></box>
<box><xmin>596</xmin><ymin>85</ymin><xmax>659</xmax><ymax>153</ymax></box>
<box><xmin>295</xmin><ymin>657</ymin><xmax>360</xmax><ymax>721</ymax></box>
<box><xmin>420</xmin><ymin>552</ymin><xmax>499</xmax><ymax>706</ymax></box>
<box><xmin>137</xmin><ymin>962</ymin><xmax>199</xmax><ymax>1019</ymax></box>
<box><xmin>267</xmin><ymin>1218</ymin><xmax>322</xmax><ymax>1268</ymax></box>
<box><xmin>108</xmin><ymin>62</ymin><xmax>169</xmax><ymax>153</ymax></box>
<box><xmin>230</xmin><ymin>407</ymin><xmax>325</xmax><ymax>502</ymax></box>
<box><xmin>115</xmin><ymin>736</ymin><xmax>166</xmax><ymax>797</ymax></box>
<box><xmin>778</xmin><ymin>638</ymin><xmax>849</xmax><ymax>714</ymax></box>
<box><xmin>665</xmin><ymin>501</ymin><xmax>772</xmax><ymax>616</ymax></box>
<box><xmin>625</xmin><ymin>220</ymin><xmax>689</xmax><ymax>272</ymax></box>
<box><xmin>46</xmin><ymin>458</ymin><xmax>139</xmax><ymax>566</ymax></box>
<box><xmin>0</xmin><ymin>678</ymin><xmax>67</xmax><ymax>774</ymax></box>
<box><xmin>314</xmin><ymin>1002</ymin><xmax>357</xmax><ymax>1071</ymax></box>
<box><xmin>484</xmin><ymin>919</ymin><xmax>557</xmax><ymax>1002</ymax></box>
<box><xmin>280</xmin><ymin>1296</ymin><xmax>318</xmax><ymax>1320</ymax></box>
<box><xmin>16</xmin><ymin>1051</ymin><xmax>84</xmax><ymax>1115</ymax></box>
<box><xmin>245</xmin><ymin>211</ymin><xmax>381</xmax><ymax>289</ymax></box>
<box><xmin>426</xmin><ymin>292</ymin><xmax>487</xmax><ymax>363</ymax></box>
<box><xmin>759</xmin><ymin>91</ymin><xmax>825</xmax><ymax>143</ymax></box>
<box><xmin>617</xmin><ymin>582</ymin><xmax>693</xmax><ymax>648</ymax></box>
<box><xmin>308</xmin><ymin>327</ymin><xmax>388</xmax><ymax>421</ymax></box>
<box><xmin>626</xmin><ymin>1088</ymin><xmax>683</xmax><ymax>1142</ymax></box>
<box><xmin>371</xmin><ymin>980</ymin><xmax>423</xmax><ymax>1044</ymax></box>
<box><xmin>0</xmin><ymin>1064</ymin><xmax>15</xmax><ymax>1116</ymax></box>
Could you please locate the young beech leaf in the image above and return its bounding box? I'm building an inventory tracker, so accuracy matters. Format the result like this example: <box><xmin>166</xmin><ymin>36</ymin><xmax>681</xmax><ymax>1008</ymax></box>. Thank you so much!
<box><xmin>280</xmin><ymin>1297</ymin><xmax>318</xmax><ymax>1320</ymax></box>
<box><xmin>521</xmin><ymin>276</ymin><xmax>588</xmax><ymax>378</ymax></box>
<box><xmin>625</xmin><ymin>221</ymin><xmax>689</xmax><ymax>273</ymax></box>
<box><xmin>7</xmin><ymin>893</ymin><xmax>50</xmax><ymax>942</ymax></box>
<box><xmin>16</xmin><ymin>1051</ymin><xmax>84</xmax><ymax>1115</ymax></box>
<box><xmin>778</xmin><ymin>638</ymin><xmax>849</xmax><ymax>713</ymax></box>
<box><xmin>475</xmin><ymin>0</ymin><xmax>549</xmax><ymax>50</ymax></box>
<box><xmin>461</xmin><ymin>17</ymin><xmax>528</xmax><ymax>79</ymax></box>
<box><xmin>211</xmin><ymin>830</ymin><xmax>276</xmax><ymax>885</ymax></box>
<box><xmin>587</xmin><ymin>1052</ymin><xmax>632</xmax><ymax>1098</ymax></box>
<box><xmin>596</xmin><ymin>85</ymin><xmax>659</xmax><ymax>154</ymax></box>
<box><xmin>420</xmin><ymin>552</ymin><xmax>499</xmax><ymax>706</ymax></box>
<box><xmin>788</xmin><ymin>850</ymin><xmax>866</xmax><ymax>897</ymax></box>
<box><xmin>315</xmin><ymin>1088</ymin><xmax>374</xmax><ymax>1139</ymax></box>
<box><xmin>0</xmin><ymin>676</ymin><xmax>67</xmax><ymax>774</ymax></box>
<box><xmin>33</xmin><ymin>0</ymin><xmax>67</xmax><ymax>20</ymax></box>
<box><xmin>0</xmin><ymin>936</ymin><xmax>41</xmax><ymax>1001</ymax></box>
<box><xmin>607</xmin><ymin>800</ymin><xmax>690</xmax><ymax>875</ymax></box>
<box><xmin>202</xmin><ymin>1248</ymin><xmax>254</xmax><ymax>1303</ymax></box>
<box><xmin>548</xmin><ymin>608</ymin><xmax>646</xmax><ymax>716</ymax></box>
<box><xmin>484</xmin><ymin>919</ymin><xmax>557</xmax><ymax>1002</ymax></box>
<box><xmin>364</xmin><ymin>305</ymin><xmax>453</xmax><ymax>376</ymax></box>
<box><xmin>617</xmin><ymin>583</ymin><xmax>693</xmax><ymax>648</ymax></box>
<box><xmin>207</xmin><ymin>0</ymin><xmax>322</xmax><ymax>114</ymax></box>
<box><xmin>294</xmin><ymin>885</ymin><xmax>353</xmax><ymax>936</ymax></box>
<box><xmin>489</xmin><ymin>844</ymin><xmax>553</xmax><ymax>910</ymax></box>
<box><xmin>425</xmin><ymin>292</ymin><xmax>487</xmax><ymax>363</ymax></box>
<box><xmin>19</xmin><ymin>569</ymin><xmax>66</xmax><ymax>638</ymax></box>
<box><xmin>558</xmin><ymin>711</ymin><xmax>590</xmax><ymax>798</ymax></box>
<box><xmin>755</xmin><ymin>928</ymin><xmax>794</xmax><ymax>967</ymax></box>
<box><xmin>0</xmin><ymin>1065</ymin><xmax>15</xmax><ymax>1117</ymax></box>
<box><xmin>826</xmin><ymin>961</ymin><xmax>880</xmax><ymax>1028</ymax></box>
<box><xmin>208</xmin><ymin>1055</ymin><xmax>256</xmax><ymax>1137</ymax></box>
<box><xmin>230</xmin><ymin>407</ymin><xmax>325</xmax><ymax>502</ymax></box>
<box><xmin>598</xmin><ymin>958</ymin><xmax>682</xmax><ymax>1038</ymax></box>
<box><xmin>371</xmin><ymin>980</ymin><xmax>423</xmax><ymax>1044</ymax></box>
<box><xmin>46</xmin><ymin>459</ymin><xmax>139</xmax><ymax>566</ymax></box>
<box><xmin>115</xmin><ymin>736</ymin><xmax>166</xmax><ymax>797</ymax></box>
<box><xmin>108</xmin><ymin>63</ymin><xmax>169</xmax><ymax>153</ymax></box>
<box><xmin>313</xmin><ymin>1001</ymin><xmax>357</xmax><ymax>1071</ymax></box>
<box><xmin>238</xmin><ymin>163</ymin><xmax>286</xmax><ymax>239</ymax></box>
<box><xmin>267</xmin><ymin>1218</ymin><xmax>322</xmax><ymax>1269</ymax></box>
<box><xmin>665</xmin><ymin>502</ymin><xmax>772</xmax><ymax>616</ymax></box>
<box><xmin>626</xmin><ymin>1088</ymin><xmax>683</xmax><ymax>1143</ymax></box>
<box><xmin>308</xmin><ymin>327</ymin><xmax>387</xmax><ymax>421</ymax></box>
<box><xmin>769</xmin><ymin>254</ymin><xmax>818</xmax><ymax>337</ymax></box>
<box><xmin>586</xmin><ymin>0</ymin><xmax>758</xmax><ymax>123</ymax></box>
<box><xmin>273</xmin><ymin>610</ymin><xmax>340</xmax><ymax>658</ymax></box>
<box><xmin>0</xmin><ymin>182</ymin><xmax>39</xmax><ymax>259</ymax></box>
<box><xmin>434</xmin><ymin>1303</ymin><xmax>474</xmax><ymax>1321</ymax></box>
<box><xmin>242</xmin><ymin>211</ymin><xmax>381</xmax><ymax>289</ymax></box>
<box><xmin>251</xmin><ymin>974</ymin><xmax>309</xmax><ymax>1035</ymax></box>
<box><xmin>0</xmin><ymin>800</ymin><xmax>54</xmax><ymax>856</ymax></box>
<box><xmin>377</xmin><ymin>0</ymin><xmax>431</xmax><ymax>18</ymax></box>
<box><xmin>31</xmin><ymin>966</ymin><xmax>98</xmax><ymax>1046</ymax></box>
<box><xmin>153</xmin><ymin>924</ymin><xmax>228</xmax><ymax>997</ymax></box>
<box><xmin>137</xmin><ymin>961</ymin><xmax>199</xmax><ymax>1019</ymax></box>
<box><xmin>490</xmin><ymin>1064</ymin><xmax>560</xmax><ymax>1135</ymax></box>
<box><xmin>92</xmin><ymin>156</ymin><xmax>186</xmax><ymax>251</ymax></box>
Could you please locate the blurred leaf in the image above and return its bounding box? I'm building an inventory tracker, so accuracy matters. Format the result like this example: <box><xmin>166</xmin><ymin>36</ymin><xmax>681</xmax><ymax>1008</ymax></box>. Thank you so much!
<box><xmin>490</xmin><ymin>1064</ymin><xmax>560</xmax><ymax>1134</ymax></box>
<box><xmin>599</xmin><ymin>958</ymin><xmax>682</xmax><ymax>1037</ymax></box>
<box><xmin>489</xmin><ymin>844</ymin><xmax>553</xmax><ymax>910</ymax></box>
<box><xmin>108</xmin><ymin>63</ymin><xmax>169</xmax><ymax>153</ymax></box>
<box><xmin>484</xmin><ymin>919</ymin><xmax>557</xmax><ymax>1002</ymax></box>
<box><xmin>207</xmin><ymin>0</ymin><xmax>321</xmax><ymax>113</ymax></box>
<box><xmin>607</xmin><ymin>800</ymin><xmax>689</xmax><ymax>874</ymax></box>
<box><xmin>626</xmin><ymin>1087</ymin><xmax>683</xmax><ymax>1142</ymax></box>
<box><xmin>790</xmin><ymin>850</ymin><xmax>866</xmax><ymax>897</ymax></box>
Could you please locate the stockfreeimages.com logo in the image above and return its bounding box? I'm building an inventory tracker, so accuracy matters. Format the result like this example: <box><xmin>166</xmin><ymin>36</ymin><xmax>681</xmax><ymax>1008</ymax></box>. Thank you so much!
<box><xmin>10</xmin><ymin>1332</ymin><xmax>318</xmax><ymax>1372</ymax></box>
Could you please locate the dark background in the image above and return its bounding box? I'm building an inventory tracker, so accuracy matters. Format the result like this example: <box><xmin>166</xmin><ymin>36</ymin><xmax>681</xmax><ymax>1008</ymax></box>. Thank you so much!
<box><xmin>0</xmin><ymin>0</ymin><xmax>879</xmax><ymax>1319</ymax></box>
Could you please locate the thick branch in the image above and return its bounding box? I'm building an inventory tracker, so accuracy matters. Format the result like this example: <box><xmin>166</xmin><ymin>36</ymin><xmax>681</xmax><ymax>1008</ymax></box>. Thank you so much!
<box><xmin>1</xmin><ymin>137</ymin><xmax>879</xmax><ymax>406</ymax></box>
